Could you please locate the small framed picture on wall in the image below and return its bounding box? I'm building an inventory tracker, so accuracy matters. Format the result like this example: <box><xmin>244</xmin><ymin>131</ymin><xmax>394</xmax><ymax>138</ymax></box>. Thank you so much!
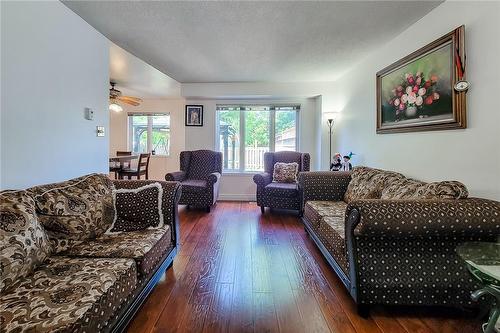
<box><xmin>185</xmin><ymin>105</ymin><xmax>203</xmax><ymax>126</ymax></box>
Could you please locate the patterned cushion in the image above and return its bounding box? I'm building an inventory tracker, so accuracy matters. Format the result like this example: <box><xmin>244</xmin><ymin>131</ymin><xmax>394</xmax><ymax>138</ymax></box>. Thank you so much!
<box><xmin>305</xmin><ymin>201</ymin><xmax>347</xmax><ymax>218</ymax></box>
<box><xmin>181</xmin><ymin>179</ymin><xmax>208</xmax><ymax>192</ymax></box>
<box><xmin>344</xmin><ymin>166</ymin><xmax>404</xmax><ymax>203</ymax></box>
<box><xmin>113</xmin><ymin>180</ymin><xmax>179</xmax><ymax>227</ymax></box>
<box><xmin>0</xmin><ymin>256</ymin><xmax>136</xmax><ymax>333</ymax></box>
<box><xmin>317</xmin><ymin>216</ymin><xmax>349</xmax><ymax>274</ymax></box>
<box><xmin>323</xmin><ymin>216</ymin><xmax>346</xmax><ymax>239</ymax></box>
<box><xmin>304</xmin><ymin>200</ymin><xmax>348</xmax><ymax>227</ymax></box>
<box><xmin>63</xmin><ymin>226</ymin><xmax>172</xmax><ymax>277</ymax></box>
<box><xmin>0</xmin><ymin>191</ymin><xmax>52</xmax><ymax>293</ymax></box>
<box><xmin>380</xmin><ymin>178</ymin><xmax>468</xmax><ymax>200</ymax></box>
<box><xmin>264</xmin><ymin>182</ymin><xmax>299</xmax><ymax>198</ymax></box>
<box><xmin>344</xmin><ymin>166</ymin><xmax>468</xmax><ymax>202</ymax></box>
<box><xmin>29</xmin><ymin>174</ymin><xmax>114</xmax><ymax>252</ymax></box>
<box><xmin>107</xmin><ymin>183</ymin><xmax>163</xmax><ymax>233</ymax></box>
<box><xmin>272</xmin><ymin>162</ymin><xmax>299</xmax><ymax>183</ymax></box>
<box><xmin>303</xmin><ymin>200</ymin><xmax>349</xmax><ymax>273</ymax></box>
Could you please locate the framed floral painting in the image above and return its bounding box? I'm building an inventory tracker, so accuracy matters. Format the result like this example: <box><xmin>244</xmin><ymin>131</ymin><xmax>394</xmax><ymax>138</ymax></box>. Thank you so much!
<box><xmin>376</xmin><ymin>26</ymin><xmax>466</xmax><ymax>133</ymax></box>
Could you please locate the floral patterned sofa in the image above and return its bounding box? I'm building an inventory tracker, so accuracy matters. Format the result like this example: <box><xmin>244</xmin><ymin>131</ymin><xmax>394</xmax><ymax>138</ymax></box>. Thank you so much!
<box><xmin>0</xmin><ymin>174</ymin><xmax>181</xmax><ymax>333</ymax></box>
<box><xmin>298</xmin><ymin>166</ymin><xmax>500</xmax><ymax>315</ymax></box>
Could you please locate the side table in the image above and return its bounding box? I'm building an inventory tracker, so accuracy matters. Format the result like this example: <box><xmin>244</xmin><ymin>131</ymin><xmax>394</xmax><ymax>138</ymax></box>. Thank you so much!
<box><xmin>457</xmin><ymin>242</ymin><xmax>500</xmax><ymax>333</ymax></box>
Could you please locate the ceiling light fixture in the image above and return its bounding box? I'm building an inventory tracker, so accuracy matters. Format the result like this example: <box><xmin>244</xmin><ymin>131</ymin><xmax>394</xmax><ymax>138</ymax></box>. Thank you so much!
<box><xmin>109</xmin><ymin>102</ymin><xmax>123</xmax><ymax>112</ymax></box>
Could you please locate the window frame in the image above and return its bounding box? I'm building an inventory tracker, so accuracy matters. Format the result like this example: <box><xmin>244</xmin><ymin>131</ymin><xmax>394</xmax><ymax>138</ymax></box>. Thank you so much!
<box><xmin>127</xmin><ymin>112</ymin><xmax>171</xmax><ymax>157</ymax></box>
<box><xmin>216</xmin><ymin>105</ymin><xmax>300</xmax><ymax>173</ymax></box>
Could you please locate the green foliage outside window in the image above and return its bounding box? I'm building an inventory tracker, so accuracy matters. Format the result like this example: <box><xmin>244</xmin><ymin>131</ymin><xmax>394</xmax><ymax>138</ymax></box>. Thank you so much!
<box><xmin>219</xmin><ymin>109</ymin><xmax>296</xmax><ymax>146</ymax></box>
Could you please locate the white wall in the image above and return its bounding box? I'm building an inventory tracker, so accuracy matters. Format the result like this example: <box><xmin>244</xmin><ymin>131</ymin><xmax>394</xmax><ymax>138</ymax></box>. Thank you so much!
<box><xmin>331</xmin><ymin>1</ymin><xmax>500</xmax><ymax>200</ymax></box>
<box><xmin>109</xmin><ymin>98</ymin><xmax>186</xmax><ymax>180</ymax></box>
<box><xmin>184</xmin><ymin>97</ymin><xmax>320</xmax><ymax>201</ymax></box>
<box><xmin>1</xmin><ymin>1</ymin><xmax>109</xmax><ymax>189</ymax></box>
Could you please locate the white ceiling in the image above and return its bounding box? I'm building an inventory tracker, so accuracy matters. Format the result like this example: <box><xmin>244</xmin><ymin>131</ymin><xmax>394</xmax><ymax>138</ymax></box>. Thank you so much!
<box><xmin>64</xmin><ymin>1</ymin><xmax>442</xmax><ymax>83</ymax></box>
<box><xmin>109</xmin><ymin>43</ymin><xmax>180</xmax><ymax>98</ymax></box>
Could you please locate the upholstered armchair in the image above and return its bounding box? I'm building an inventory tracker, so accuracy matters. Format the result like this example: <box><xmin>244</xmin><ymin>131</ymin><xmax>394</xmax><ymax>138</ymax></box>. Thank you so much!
<box><xmin>253</xmin><ymin>151</ymin><xmax>310</xmax><ymax>214</ymax></box>
<box><xmin>165</xmin><ymin>150</ymin><xmax>222</xmax><ymax>212</ymax></box>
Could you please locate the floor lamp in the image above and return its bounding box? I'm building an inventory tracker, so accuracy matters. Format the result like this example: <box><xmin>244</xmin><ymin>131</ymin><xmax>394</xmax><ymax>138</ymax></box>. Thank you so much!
<box><xmin>327</xmin><ymin>118</ymin><xmax>334</xmax><ymax>170</ymax></box>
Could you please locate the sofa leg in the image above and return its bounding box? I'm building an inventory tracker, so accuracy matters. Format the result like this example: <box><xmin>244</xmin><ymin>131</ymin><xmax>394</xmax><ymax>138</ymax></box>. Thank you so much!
<box><xmin>206</xmin><ymin>206</ymin><xmax>211</xmax><ymax>213</ymax></box>
<box><xmin>260</xmin><ymin>206</ymin><xmax>265</xmax><ymax>214</ymax></box>
<box><xmin>357</xmin><ymin>304</ymin><xmax>370</xmax><ymax>318</ymax></box>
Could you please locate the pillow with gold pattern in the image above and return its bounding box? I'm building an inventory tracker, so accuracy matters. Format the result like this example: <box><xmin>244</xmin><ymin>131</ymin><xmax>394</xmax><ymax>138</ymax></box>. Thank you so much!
<box><xmin>29</xmin><ymin>174</ymin><xmax>114</xmax><ymax>252</ymax></box>
<box><xmin>0</xmin><ymin>190</ymin><xmax>52</xmax><ymax>292</ymax></box>
<box><xmin>273</xmin><ymin>162</ymin><xmax>299</xmax><ymax>183</ymax></box>
<box><xmin>381</xmin><ymin>179</ymin><xmax>468</xmax><ymax>200</ymax></box>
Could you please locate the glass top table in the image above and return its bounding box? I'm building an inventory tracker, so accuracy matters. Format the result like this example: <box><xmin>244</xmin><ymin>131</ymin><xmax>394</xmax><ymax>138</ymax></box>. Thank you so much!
<box><xmin>457</xmin><ymin>242</ymin><xmax>500</xmax><ymax>333</ymax></box>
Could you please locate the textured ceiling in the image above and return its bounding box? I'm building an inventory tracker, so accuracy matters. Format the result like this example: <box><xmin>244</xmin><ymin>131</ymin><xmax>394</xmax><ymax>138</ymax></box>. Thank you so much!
<box><xmin>64</xmin><ymin>1</ymin><xmax>442</xmax><ymax>83</ymax></box>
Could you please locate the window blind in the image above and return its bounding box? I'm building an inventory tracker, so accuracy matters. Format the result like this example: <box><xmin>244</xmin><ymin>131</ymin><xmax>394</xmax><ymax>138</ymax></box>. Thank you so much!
<box><xmin>216</xmin><ymin>105</ymin><xmax>300</xmax><ymax>111</ymax></box>
<box><xmin>127</xmin><ymin>112</ymin><xmax>169</xmax><ymax>117</ymax></box>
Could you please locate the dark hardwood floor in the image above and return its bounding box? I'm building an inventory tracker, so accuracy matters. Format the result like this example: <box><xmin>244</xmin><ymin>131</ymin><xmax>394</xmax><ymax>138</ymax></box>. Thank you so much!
<box><xmin>127</xmin><ymin>202</ymin><xmax>482</xmax><ymax>333</ymax></box>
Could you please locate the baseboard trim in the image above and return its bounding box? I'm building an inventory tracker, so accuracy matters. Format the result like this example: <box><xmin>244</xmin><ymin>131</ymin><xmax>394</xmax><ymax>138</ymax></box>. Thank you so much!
<box><xmin>218</xmin><ymin>194</ymin><xmax>256</xmax><ymax>202</ymax></box>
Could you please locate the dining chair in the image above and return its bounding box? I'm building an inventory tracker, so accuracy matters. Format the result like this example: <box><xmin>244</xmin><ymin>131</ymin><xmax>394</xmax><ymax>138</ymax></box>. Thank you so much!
<box><xmin>118</xmin><ymin>153</ymin><xmax>151</xmax><ymax>180</ymax></box>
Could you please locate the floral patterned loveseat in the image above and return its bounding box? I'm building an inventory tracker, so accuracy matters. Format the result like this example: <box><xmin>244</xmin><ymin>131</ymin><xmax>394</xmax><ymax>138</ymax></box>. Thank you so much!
<box><xmin>298</xmin><ymin>166</ymin><xmax>500</xmax><ymax>315</ymax></box>
<box><xmin>0</xmin><ymin>174</ymin><xmax>181</xmax><ymax>332</ymax></box>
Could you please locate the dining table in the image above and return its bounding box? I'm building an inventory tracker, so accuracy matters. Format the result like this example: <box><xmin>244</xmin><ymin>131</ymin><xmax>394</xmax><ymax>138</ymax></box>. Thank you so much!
<box><xmin>109</xmin><ymin>154</ymin><xmax>138</xmax><ymax>178</ymax></box>
<box><xmin>109</xmin><ymin>154</ymin><xmax>138</xmax><ymax>164</ymax></box>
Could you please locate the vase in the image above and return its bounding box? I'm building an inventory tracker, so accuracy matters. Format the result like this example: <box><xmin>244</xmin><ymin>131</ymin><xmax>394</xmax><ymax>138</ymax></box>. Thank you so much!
<box><xmin>405</xmin><ymin>106</ymin><xmax>417</xmax><ymax>118</ymax></box>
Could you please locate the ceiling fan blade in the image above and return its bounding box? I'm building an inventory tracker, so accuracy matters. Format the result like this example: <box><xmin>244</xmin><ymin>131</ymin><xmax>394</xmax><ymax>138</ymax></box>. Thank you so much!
<box><xmin>118</xmin><ymin>97</ymin><xmax>141</xmax><ymax>106</ymax></box>
<box><xmin>119</xmin><ymin>96</ymin><xmax>142</xmax><ymax>102</ymax></box>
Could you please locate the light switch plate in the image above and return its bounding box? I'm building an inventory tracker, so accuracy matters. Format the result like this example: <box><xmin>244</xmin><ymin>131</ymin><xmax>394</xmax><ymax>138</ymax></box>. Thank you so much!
<box><xmin>96</xmin><ymin>126</ymin><xmax>105</xmax><ymax>137</ymax></box>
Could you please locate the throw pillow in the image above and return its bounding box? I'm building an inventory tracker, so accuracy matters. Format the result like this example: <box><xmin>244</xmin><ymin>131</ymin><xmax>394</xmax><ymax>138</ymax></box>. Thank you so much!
<box><xmin>273</xmin><ymin>162</ymin><xmax>299</xmax><ymax>183</ymax></box>
<box><xmin>29</xmin><ymin>174</ymin><xmax>114</xmax><ymax>252</ymax></box>
<box><xmin>343</xmin><ymin>166</ymin><xmax>406</xmax><ymax>203</ymax></box>
<box><xmin>381</xmin><ymin>179</ymin><xmax>468</xmax><ymax>200</ymax></box>
<box><xmin>106</xmin><ymin>183</ymin><xmax>164</xmax><ymax>234</ymax></box>
<box><xmin>0</xmin><ymin>190</ymin><xmax>52</xmax><ymax>292</ymax></box>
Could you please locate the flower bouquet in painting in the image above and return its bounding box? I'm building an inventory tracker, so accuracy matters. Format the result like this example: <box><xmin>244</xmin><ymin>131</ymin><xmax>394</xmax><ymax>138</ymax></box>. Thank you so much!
<box><xmin>388</xmin><ymin>72</ymin><xmax>441</xmax><ymax>121</ymax></box>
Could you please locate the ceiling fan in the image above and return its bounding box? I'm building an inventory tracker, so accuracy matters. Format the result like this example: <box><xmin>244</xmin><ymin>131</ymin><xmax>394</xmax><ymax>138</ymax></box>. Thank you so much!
<box><xmin>109</xmin><ymin>81</ymin><xmax>142</xmax><ymax>112</ymax></box>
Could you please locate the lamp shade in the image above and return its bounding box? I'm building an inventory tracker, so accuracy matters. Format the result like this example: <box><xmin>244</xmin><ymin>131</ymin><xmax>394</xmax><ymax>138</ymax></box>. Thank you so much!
<box><xmin>109</xmin><ymin>102</ymin><xmax>123</xmax><ymax>112</ymax></box>
<box><xmin>323</xmin><ymin>111</ymin><xmax>340</xmax><ymax>121</ymax></box>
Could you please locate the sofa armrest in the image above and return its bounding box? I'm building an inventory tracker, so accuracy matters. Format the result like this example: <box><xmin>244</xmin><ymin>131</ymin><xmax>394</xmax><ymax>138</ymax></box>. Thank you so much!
<box><xmin>253</xmin><ymin>172</ymin><xmax>272</xmax><ymax>188</ymax></box>
<box><xmin>207</xmin><ymin>172</ymin><xmax>221</xmax><ymax>186</ymax></box>
<box><xmin>165</xmin><ymin>171</ymin><xmax>186</xmax><ymax>182</ymax></box>
<box><xmin>298</xmin><ymin>171</ymin><xmax>351</xmax><ymax>202</ymax></box>
<box><xmin>112</xmin><ymin>180</ymin><xmax>182</xmax><ymax>246</ymax></box>
<box><xmin>346</xmin><ymin>198</ymin><xmax>500</xmax><ymax>239</ymax></box>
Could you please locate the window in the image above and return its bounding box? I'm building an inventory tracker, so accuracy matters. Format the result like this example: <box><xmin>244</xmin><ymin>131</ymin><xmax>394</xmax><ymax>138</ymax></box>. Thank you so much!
<box><xmin>216</xmin><ymin>105</ymin><xmax>299</xmax><ymax>172</ymax></box>
<box><xmin>128</xmin><ymin>113</ymin><xmax>170</xmax><ymax>156</ymax></box>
